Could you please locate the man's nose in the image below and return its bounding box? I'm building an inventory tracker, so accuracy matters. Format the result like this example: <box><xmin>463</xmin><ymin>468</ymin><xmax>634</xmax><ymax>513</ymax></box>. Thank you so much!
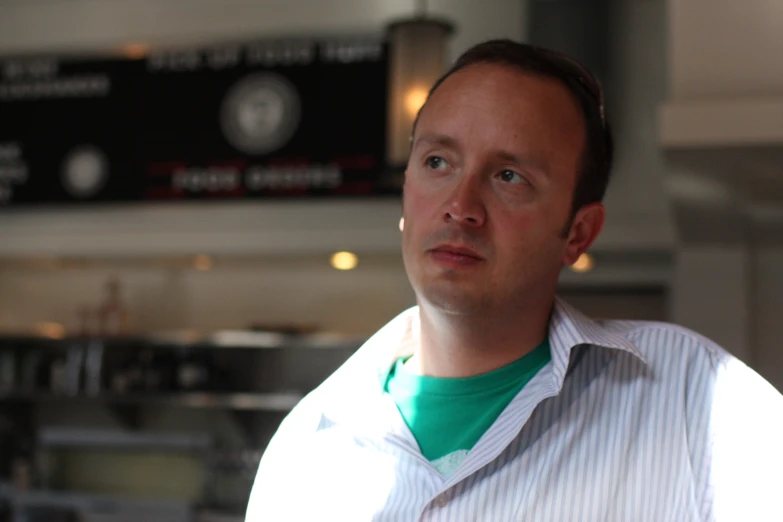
<box><xmin>443</xmin><ymin>175</ymin><xmax>486</xmax><ymax>227</ymax></box>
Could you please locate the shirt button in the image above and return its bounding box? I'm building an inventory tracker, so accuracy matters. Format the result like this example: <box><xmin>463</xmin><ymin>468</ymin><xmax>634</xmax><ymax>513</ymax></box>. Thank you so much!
<box><xmin>434</xmin><ymin>494</ymin><xmax>449</xmax><ymax>508</ymax></box>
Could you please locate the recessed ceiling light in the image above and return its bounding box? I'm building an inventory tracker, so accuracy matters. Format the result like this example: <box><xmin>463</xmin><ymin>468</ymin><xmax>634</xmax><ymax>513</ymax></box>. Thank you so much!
<box><xmin>570</xmin><ymin>253</ymin><xmax>595</xmax><ymax>273</ymax></box>
<box><xmin>35</xmin><ymin>322</ymin><xmax>66</xmax><ymax>339</ymax></box>
<box><xmin>330</xmin><ymin>251</ymin><xmax>358</xmax><ymax>271</ymax></box>
<box><xmin>122</xmin><ymin>43</ymin><xmax>149</xmax><ymax>60</ymax></box>
<box><xmin>193</xmin><ymin>254</ymin><xmax>214</xmax><ymax>271</ymax></box>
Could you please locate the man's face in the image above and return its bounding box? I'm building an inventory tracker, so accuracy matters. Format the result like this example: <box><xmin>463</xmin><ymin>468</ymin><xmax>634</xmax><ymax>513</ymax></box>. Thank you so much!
<box><xmin>401</xmin><ymin>63</ymin><xmax>600</xmax><ymax>316</ymax></box>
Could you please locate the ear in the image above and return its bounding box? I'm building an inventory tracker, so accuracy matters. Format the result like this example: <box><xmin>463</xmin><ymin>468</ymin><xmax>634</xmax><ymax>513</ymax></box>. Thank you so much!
<box><xmin>562</xmin><ymin>203</ymin><xmax>605</xmax><ymax>266</ymax></box>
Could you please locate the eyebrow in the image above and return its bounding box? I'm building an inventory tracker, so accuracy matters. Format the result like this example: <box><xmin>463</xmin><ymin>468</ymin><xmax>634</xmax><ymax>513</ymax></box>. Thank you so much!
<box><xmin>412</xmin><ymin>133</ymin><xmax>458</xmax><ymax>151</ymax></box>
<box><xmin>495</xmin><ymin>151</ymin><xmax>549</xmax><ymax>177</ymax></box>
<box><xmin>413</xmin><ymin>133</ymin><xmax>549</xmax><ymax>177</ymax></box>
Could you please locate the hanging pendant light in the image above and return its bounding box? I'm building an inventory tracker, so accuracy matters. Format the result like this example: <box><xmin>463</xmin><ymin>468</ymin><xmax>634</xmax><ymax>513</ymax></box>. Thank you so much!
<box><xmin>386</xmin><ymin>2</ymin><xmax>454</xmax><ymax>171</ymax></box>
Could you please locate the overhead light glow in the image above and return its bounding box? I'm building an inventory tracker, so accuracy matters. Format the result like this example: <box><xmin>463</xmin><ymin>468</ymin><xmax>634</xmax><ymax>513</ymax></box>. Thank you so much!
<box><xmin>404</xmin><ymin>87</ymin><xmax>429</xmax><ymax>118</ymax></box>
<box><xmin>193</xmin><ymin>254</ymin><xmax>214</xmax><ymax>271</ymax></box>
<box><xmin>570</xmin><ymin>253</ymin><xmax>595</xmax><ymax>273</ymax></box>
<box><xmin>35</xmin><ymin>322</ymin><xmax>66</xmax><ymax>339</ymax></box>
<box><xmin>122</xmin><ymin>43</ymin><xmax>149</xmax><ymax>60</ymax></box>
<box><xmin>331</xmin><ymin>251</ymin><xmax>358</xmax><ymax>271</ymax></box>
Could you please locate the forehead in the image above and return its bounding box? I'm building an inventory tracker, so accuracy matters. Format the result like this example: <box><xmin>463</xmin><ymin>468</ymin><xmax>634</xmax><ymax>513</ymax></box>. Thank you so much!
<box><xmin>415</xmin><ymin>63</ymin><xmax>585</xmax><ymax>166</ymax></box>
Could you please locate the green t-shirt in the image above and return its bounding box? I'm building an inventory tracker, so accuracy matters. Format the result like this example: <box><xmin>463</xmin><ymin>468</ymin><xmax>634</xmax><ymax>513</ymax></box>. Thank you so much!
<box><xmin>384</xmin><ymin>339</ymin><xmax>551</xmax><ymax>477</ymax></box>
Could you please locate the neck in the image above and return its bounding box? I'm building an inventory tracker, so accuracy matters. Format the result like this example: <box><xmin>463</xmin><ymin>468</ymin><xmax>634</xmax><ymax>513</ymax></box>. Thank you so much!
<box><xmin>408</xmin><ymin>297</ymin><xmax>554</xmax><ymax>378</ymax></box>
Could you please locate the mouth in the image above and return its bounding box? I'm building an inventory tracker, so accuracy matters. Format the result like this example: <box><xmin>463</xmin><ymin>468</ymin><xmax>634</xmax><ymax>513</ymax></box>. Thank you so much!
<box><xmin>428</xmin><ymin>244</ymin><xmax>485</xmax><ymax>266</ymax></box>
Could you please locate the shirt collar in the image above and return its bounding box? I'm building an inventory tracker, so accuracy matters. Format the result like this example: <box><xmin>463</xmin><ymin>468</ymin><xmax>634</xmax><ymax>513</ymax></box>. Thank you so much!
<box><xmin>547</xmin><ymin>296</ymin><xmax>647</xmax><ymax>384</ymax></box>
<box><xmin>317</xmin><ymin>296</ymin><xmax>646</xmax><ymax>425</ymax></box>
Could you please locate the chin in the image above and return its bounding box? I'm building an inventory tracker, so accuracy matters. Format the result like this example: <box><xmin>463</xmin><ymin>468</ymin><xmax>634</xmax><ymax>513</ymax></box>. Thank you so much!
<box><xmin>417</xmin><ymin>287</ymin><xmax>486</xmax><ymax>317</ymax></box>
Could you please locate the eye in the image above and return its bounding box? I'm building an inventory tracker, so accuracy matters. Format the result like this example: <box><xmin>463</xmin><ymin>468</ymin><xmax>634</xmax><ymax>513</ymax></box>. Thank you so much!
<box><xmin>497</xmin><ymin>169</ymin><xmax>528</xmax><ymax>185</ymax></box>
<box><xmin>425</xmin><ymin>155</ymin><xmax>448</xmax><ymax>171</ymax></box>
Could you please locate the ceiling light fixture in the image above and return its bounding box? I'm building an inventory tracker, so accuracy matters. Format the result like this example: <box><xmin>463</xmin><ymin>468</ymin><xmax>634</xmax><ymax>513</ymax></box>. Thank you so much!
<box><xmin>386</xmin><ymin>0</ymin><xmax>454</xmax><ymax>169</ymax></box>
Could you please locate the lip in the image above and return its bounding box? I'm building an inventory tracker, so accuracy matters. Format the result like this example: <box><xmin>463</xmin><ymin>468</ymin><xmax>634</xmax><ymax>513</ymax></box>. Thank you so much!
<box><xmin>430</xmin><ymin>244</ymin><xmax>484</xmax><ymax>259</ymax></box>
<box><xmin>428</xmin><ymin>244</ymin><xmax>485</xmax><ymax>267</ymax></box>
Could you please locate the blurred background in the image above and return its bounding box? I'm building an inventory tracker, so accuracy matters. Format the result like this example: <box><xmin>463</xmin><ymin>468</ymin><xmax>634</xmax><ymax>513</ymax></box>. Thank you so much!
<box><xmin>0</xmin><ymin>0</ymin><xmax>781</xmax><ymax>520</ymax></box>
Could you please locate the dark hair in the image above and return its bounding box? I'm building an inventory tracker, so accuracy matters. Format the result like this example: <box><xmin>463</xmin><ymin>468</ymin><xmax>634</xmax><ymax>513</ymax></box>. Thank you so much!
<box><xmin>413</xmin><ymin>39</ymin><xmax>614</xmax><ymax>219</ymax></box>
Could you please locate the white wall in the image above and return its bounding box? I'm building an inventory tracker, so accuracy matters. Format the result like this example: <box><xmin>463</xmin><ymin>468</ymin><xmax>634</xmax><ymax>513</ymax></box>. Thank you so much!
<box><xmin>0</xmin><ymin>201</ymin><xmax>406</xmax><ymax>258</ymax></box>
<box><xmin>0</xmin><ymin>254</ymin><xmax>415</xmax><ymax>336</ymax></box>
<box><xmin>661</xmin><ymin>0</ymin><xmax>783</xmax><ymax>148</ymax></box>
<box><xmin>669</xmin><ymin>0</ymin><xmax>783</xmax><ymax>99</ymax></box>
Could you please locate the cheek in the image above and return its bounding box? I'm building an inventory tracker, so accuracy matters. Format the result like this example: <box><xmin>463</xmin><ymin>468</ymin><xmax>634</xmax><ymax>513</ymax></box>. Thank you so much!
<box><xmin>494</xmin><ymin>209</ymin><xmax>564</xmax><ymax>257</ymax></box>
<box><xmin>494</xmin><ymin>209</ymin><xmax>537</xmax><ymax>240</ymax></box>
<box><xmin>400</xmin><ymin>194</ymin><xmax>421</xmax><ymax>249</ymax></box>
<box><xmin>402</xmin><ymin>185</ymin><xmax>439</xmax><ymax>231</ymax></box>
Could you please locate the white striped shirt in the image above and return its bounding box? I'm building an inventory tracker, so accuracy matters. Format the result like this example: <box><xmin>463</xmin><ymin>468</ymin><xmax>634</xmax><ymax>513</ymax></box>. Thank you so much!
<box><xmin>246</xmin><ymin>298</ymin><xmax>783</xmax><ymax>521</ymax></box>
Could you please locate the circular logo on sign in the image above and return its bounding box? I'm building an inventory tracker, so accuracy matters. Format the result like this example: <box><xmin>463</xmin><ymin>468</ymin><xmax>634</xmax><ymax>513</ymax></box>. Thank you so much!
<box><xmin>60</xmin><ymin>145</ymin><xmax>108</xmax><ymax>199</ymax></box>
<box><xmin>220</xmin><ymin>73</ymin><xmax>301</xmax><ymax>155</ymax></box>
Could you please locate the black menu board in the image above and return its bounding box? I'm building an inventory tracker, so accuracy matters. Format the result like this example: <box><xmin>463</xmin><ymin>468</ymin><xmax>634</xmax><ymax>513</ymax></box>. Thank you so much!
<box><xmin>0</xmin><ymin>38</ymin><xmax>394</xmax><ymax>206</ymax></box>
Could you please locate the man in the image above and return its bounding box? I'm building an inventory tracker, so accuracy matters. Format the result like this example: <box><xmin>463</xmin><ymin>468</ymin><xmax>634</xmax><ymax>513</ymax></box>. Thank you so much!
<box><xmin>246</xmin><ymin>40</ymin><xmax>783</xmax><ymax>521</ymax></box>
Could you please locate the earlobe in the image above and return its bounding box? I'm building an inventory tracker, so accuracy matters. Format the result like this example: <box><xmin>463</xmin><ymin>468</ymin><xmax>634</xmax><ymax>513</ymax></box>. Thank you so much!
<box><xmin>563</xmin><ymin>203</ymin><xmax>605</xmax><ymax>265</ymax></box>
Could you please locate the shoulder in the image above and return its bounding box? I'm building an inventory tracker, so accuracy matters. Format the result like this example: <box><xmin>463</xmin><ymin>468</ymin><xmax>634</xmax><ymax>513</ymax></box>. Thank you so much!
<box><xmin>597</xmin><ymin>318</ymin><xmax>782</xmax><ymax>406</ymax></box>
<box><xmin>259</xmin><ymin>389</ymin><xmax>325</xmax><ymax>461</ymax></box>
<box><xmin>597</xmin><ymin>318</ymin><xmax>732</xmax><ymax>370</ymax></box>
